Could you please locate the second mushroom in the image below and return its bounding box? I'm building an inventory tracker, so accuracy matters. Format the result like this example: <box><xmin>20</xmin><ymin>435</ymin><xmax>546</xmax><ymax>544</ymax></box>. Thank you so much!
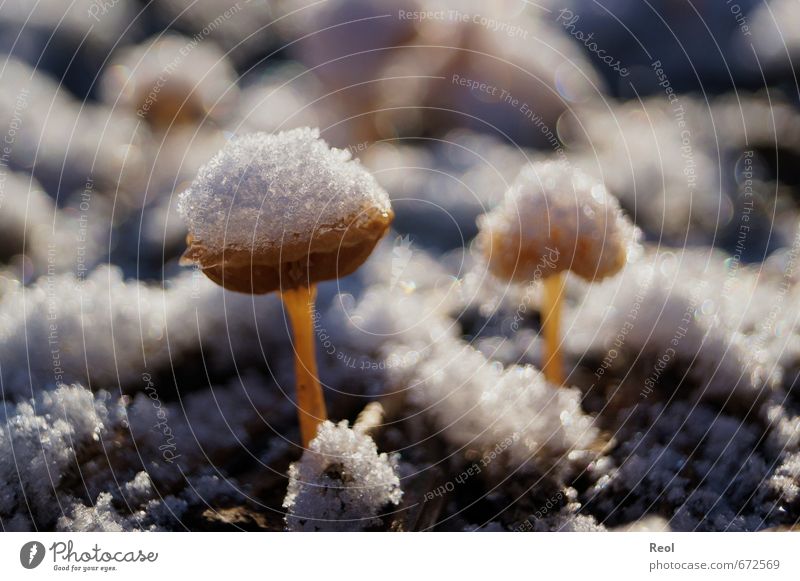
<box><xmin>477</xmin><ymin>161</ymin><xmax>640</xmax><ymax>385</ymax></box>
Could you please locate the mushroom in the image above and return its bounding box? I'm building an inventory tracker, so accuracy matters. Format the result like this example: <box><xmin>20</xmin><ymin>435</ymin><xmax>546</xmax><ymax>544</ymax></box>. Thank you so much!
<box><xmin>178</xmin><ymin>128</ymin><xmax>393</xmax><ymax>446</ymax></box>
<box><xmin>101</xmin><ymin>33</ymin><xmax>238</xmax><ymax>130</ymax></box>
<box><xmin>477</xmin><ymin>161</ymin><xmax>639</xmax><ymax>384</ymax></box>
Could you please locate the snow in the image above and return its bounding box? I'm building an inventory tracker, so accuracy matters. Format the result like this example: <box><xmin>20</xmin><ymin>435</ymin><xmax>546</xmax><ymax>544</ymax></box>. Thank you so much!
<box><xmin>565</xmin><ymin>97</ymin><xmax>720</xmax><ymax>246</ymax></box>
<box><xmin>583</xmin><ymin>401</ymin><xmax>780</xmax><ymax>531</ymax></box>
<box><xmin>564</xmin><ymin>248</ymin><xmax>775</xmax><ymax>408</ymax></box>
<box><xmin>0</xmin><ymin>266</ymin><xmax>288</xmax><ymax>395</ymax></box>
<box><xmin>178</xmin><ymin>128</ymin><xmax>392</xmax><ymax>256</ymax></box>
<box><xmin>283</xmin><ymin>420</ymin><xmax>402</xmax><ymax>531</ymax></box>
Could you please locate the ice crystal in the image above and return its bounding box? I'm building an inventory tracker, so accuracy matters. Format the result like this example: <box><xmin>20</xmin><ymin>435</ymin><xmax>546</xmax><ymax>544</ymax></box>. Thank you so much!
<box><xmin>283</xmin><ymin>420</ymin><xmax>402</xmax><ymax>531</ymax></box>
<box><xmin>178</xmin><ymin>128</ymin><xmax>391</xmax><ymax>253</ymax></box>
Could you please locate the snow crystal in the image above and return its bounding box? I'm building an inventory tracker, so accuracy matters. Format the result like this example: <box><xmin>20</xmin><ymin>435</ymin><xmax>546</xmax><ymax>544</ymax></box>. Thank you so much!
<box><xmin>403</xmin><ymin>334</ymin><xmax>598</xmax><ymax>467</ymax></box>
<box><xmin>478</xmin><ymin>161</ymin><xmax>640</xmax><ymax>282</ymax></box>
<box><xmin>0</xmin><ymin>265</ymin><xmax>290</xmax><ymax>396</ymax></box>
<box><xmin>583</xmin><ymin>402</ymin><xmax>774</xmax><ymax>531</ymax></box>
<box><xmin>57</xmin><ymin>493</ymin><xmax>129</xmax><ymax>532</ymax></box>
<box><xmin>530</xmin><ymin>511</ymin><xmax>606</xmax><ymax>532</ymax></box>
<box><xmin>0</xmin><ymin>385</ymin><xmax>111</xmax><ymax>522</ymax></box>
<box><xmin>283</xmin><ymin>420</ymin><xmax>402</xmax><ymax>531</ymax></box>
<box><xmin>178</xmin><ymin>128</ymin><xmax>391</xmax><ymax>256</ymax></box>
<box><xmin>564</xmin><ymin>248</ymin><xmax>773</xmax><ymax>408</ymax></box>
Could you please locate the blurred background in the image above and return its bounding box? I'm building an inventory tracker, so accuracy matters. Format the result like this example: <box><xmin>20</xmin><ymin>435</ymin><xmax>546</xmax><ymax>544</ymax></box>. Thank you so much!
<box><xmin>2</xmin><ymin>0</ymin><xmax>799</xmax><ymax>286</ymax></box>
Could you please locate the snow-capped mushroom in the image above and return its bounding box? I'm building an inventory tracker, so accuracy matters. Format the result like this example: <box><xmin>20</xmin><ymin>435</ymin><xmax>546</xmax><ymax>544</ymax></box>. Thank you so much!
<box><xmin>477</xmin><ymin>161</ymin><xmax>639</xmax><ymax>384</ymax></box>
<box><xmin>101</xmin><ymin>33</ymin><xmax>238</xmax><ymax>130</ymax></box>
<box><xmin>178</xmin><ymin>127</ymin><xmax>394</xmax><ymax>446</ymax></box>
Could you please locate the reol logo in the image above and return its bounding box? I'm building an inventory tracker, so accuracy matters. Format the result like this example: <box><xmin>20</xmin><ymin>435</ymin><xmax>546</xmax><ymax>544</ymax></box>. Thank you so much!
<box><xmin>20</xmin><ymin>541</ymin><xmax>46</xmax><ymax>569</ymax></box>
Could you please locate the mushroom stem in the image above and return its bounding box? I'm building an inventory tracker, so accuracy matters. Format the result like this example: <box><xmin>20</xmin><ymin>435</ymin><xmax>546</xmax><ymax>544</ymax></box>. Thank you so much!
<box><xmin>281</xmin><ymin>284</ymin><xmax>328</xmax><ymax>447</ymax></box>
<box><xmin>541</xmin><ymin>271</ymin><xmax>565</xmax><ymax>385</ymax></box>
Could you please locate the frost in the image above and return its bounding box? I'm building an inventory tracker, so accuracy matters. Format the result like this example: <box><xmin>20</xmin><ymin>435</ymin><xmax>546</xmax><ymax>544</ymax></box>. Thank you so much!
<box><xmin>530</xmin><ymin>511</ymin><xmax>606</xmax><ymax>532</ymax></box>
<box><xmin>57</xmin><ymin>493</ymin><xmax>129</xmax><ymax>532</ymax></box>
<box><xmin>405</xmin><ymin>334</ymin><xmax>598</xmax><ymax>466</ymax></box>
<box><xmin>320</xmin><ymin>254</ymin><xmax>599</xmax><ymax>467</ymax></box>
<box><xmin>565</xmin><ymin>249</ymin><xmax>773</xmax><ymax>407</ymax></box>
<box><xmin>0</xmin><ymin>385</ymin><xmax>111</xmax><ymax>521</ymax></box>
<box><xmin>283</xmin><ymin>420</ymin><xmax>402</xmax><ymax>531</ymax></box>
<box><xmin>178</xmin><ymin>128</ymin><xmax>391</xmax><ymax>255</ymax></box>
<box><xmin>584</xmin><ymin>402</ymin><xmax>775</xmax><ymax>531</ymax></box>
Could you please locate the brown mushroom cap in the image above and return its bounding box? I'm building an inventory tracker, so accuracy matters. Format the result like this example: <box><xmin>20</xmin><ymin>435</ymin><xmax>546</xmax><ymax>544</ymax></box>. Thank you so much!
<box><xmin>181</xmin><ymin>205</ymin><xmax>393</xmax><ymax>293</ymax></box>
<box><xmin>178</xmin><ymin>128</ymin><xmax>394</xmax><ymax>293</ymax></box>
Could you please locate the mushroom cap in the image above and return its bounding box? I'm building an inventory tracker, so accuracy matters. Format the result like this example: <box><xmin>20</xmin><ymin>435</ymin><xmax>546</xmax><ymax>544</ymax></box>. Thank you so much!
<box><xmin>101</xmin><ymin>32</ymin><xmax>238</xmax><ymax>126</ymax></box>
<box><xmin>178</xmin><ymin>128</ymin><xmax>393</xmax><ymax>293</ymax></box>
<box><xmin>477</xmin><ymin>161</ymin><xmax>640</xmax><ymax>282</ymax></box>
